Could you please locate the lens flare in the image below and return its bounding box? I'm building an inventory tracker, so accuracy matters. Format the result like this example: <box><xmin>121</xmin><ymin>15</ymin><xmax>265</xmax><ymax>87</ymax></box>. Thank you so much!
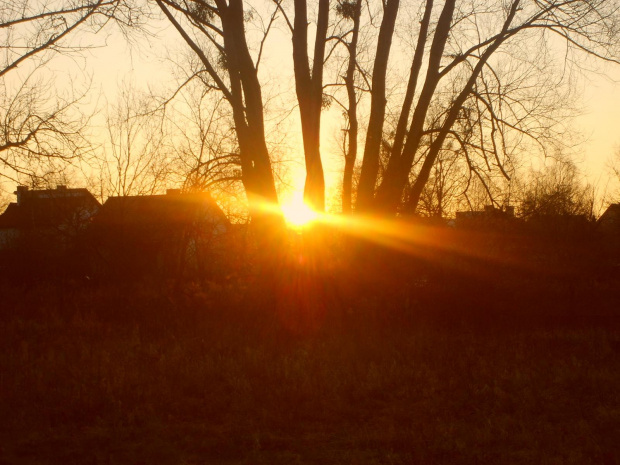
<box><xmin>256</xmin><ymin>193</ymin><xmax>531</xmax><ymax>278</ymax></box>
<box><xmin>281</xmin><ymin>192</ymin><xmax>318</xmax><ymax>227</ymax></box>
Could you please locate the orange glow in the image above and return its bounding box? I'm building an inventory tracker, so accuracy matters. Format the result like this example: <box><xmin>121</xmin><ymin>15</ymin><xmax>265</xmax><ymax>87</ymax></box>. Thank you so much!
<box><xmin>254</xmin><ymin>193</ymin><xmax>531</xmax><ymax>277</ymax></box>
<box><xmin>281</xmin><ymin>192</ymin><xmax>318</xmax><ymax>228</ymax></box>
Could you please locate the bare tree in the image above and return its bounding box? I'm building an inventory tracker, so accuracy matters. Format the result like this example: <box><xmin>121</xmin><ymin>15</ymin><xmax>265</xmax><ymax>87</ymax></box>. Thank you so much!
<box><xmin>336</xmin><ymin>0</ymin><xmax>362</xmax><ymax>214</ymax></box>
<box><xmin>154</xmin><ymin>0</ymin><xmax>280</xmax><ymax>228</ymax></box>
<box><xmin>0</xmin><ymin>69</ymin><xmax>89</xmax><ymax>183</ymax></box>
<box><xmin>18</xmin><ymin>0</ymin><xmax>614</xmax><ymax>234</ymax></box>
<box><xmin>519</xmin><ymin>157</ymin><xmax>595</xmax><ymax>220</ymax></box>
<box><xmin>354</xmin><ymin>0</ymin><xmax>620</xmax><ymax>216</ymax></box>
<box><xmin>0</xmin><ymin>185</ymin><xmax>10</xmax><ymax>212</ymax></box>
<box><xmin>356</xmin><ymin>0</ymin><xmax>427</xmax><ymax>212</ymax></box>
<box><xmin>608</xmin><ymin>147</ymin><xmax>620</xmax><ymax>202</ymax></box>
<box><xmin>1</xmin><ymin>0</ymin><xmax>145</xmax><ymax>190</ymax></box>
<box><xmin>88</xmin><ymin>83</ymin><xmax>172</xmax><ymax>199</ymax></box>
<box><xmin>0</xmin><ymin>0</ymin><xmax>131</xmax><ymax>78</ymax></box>
<box><xmin>172</xmin><ymin>92</ymin><xmax>241</xmax><ymax>193</ymax></box>
<box><xmin>165</xmin><ymin>78</ymin><xmax>249</xmax><ymax>221</ymax></box>
<box><xmin>289</xmin><ymin>0</ymin><xmax>330</xmax><ymax>211</ymax></box>
<box><xmin>415</xmin><ymin>146</ymin><xmax>468</xmax><ymax>218</ymax></box>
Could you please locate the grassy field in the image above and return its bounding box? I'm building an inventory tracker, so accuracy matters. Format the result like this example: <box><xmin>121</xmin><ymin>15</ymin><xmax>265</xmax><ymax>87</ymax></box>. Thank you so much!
<box><xmin>0</xmin><ymin>275</ymin><xmax>619</xmax><ymax>465</ymax></box>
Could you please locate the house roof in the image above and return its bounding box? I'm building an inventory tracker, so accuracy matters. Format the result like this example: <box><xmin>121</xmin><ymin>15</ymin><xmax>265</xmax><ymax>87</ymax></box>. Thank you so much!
<box><xmin>0</xmin><ymin>203</ymin><xmax>22</xmax><ymax>228</ymax></box>
<box><xmin>599</xmin><ymin>203</ymin><xmax>620</xmax><ymax>219</ymax></box>
<box><xmin>0</xmin><ymin>186</ymin><xmax>100</xmax><ymax>229</ymax></box>
<box><xmin>93</xmin><ymin>191</ymin><xmax>229</xmax><ymax>228</ymax></box>
<box><xmin>598</xmin><ymin>203</ymin><xmax>620</xmax><ymax>229</ymax></box>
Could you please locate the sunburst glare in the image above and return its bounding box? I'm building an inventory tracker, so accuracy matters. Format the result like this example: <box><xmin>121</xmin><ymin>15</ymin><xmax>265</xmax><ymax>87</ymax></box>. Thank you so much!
<box><xmin>281</xmin><ymin>191</ymin><xmax>319</xmax><ymax>228</ymax></box>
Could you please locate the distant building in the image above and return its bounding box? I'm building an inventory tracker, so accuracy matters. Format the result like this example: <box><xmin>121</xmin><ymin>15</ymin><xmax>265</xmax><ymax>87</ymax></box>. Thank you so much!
<box><xmin>0</xmin><ymin>185</ymin><xmax>100</xmax><ymax>250</ymax></box>
<box><xmin>455</xmin><ymin>205</ymin><xmax>515</xmax><ymax>228</ymax></box>
<box><xmin>598</xmin><ymin>203</ymin><xmax>620</xmax><ymax>235</ymax></box>
<box><xmin>90</xmin><ymin>189</ymin><xmax>230</xmax><ymax>278</ymax></box>
<box><xmin>523</xmin><ymin>212</ymin><xmax>591</xmax><ymax>238</ymax></box>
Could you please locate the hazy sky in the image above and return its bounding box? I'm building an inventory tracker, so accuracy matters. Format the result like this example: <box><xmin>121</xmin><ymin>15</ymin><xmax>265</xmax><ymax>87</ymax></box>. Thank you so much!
<box><xmin>579</xmin><ymin>66</ymin><xmax>620</xmax><ymax>180</ymax></box>
<box><xmin>19</xmin><ymin>6</ymin><xmax>620</xmax><ymax>207</ymax></box>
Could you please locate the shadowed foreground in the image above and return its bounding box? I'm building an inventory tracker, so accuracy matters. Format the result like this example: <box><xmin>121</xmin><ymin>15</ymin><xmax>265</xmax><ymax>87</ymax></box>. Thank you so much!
<box><xmin>0</xmin><ymin>276</ymin><xmax>619</xmax><ymax>465</ymax></box>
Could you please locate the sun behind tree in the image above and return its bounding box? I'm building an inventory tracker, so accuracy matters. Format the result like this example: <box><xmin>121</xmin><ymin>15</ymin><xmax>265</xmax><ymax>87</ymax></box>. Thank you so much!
<box><xmin>281</xmin><ymin>191</ymin><xmax>319</xmax><ymax>228</ymax></box>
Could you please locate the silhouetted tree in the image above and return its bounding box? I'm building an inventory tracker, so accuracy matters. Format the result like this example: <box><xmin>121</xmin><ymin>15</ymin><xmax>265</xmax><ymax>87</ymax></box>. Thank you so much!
<box><xmin>0</xmin><ymin>0</ymin><xmax>138</xmax><ymax>79</ymax></box>
<box><xmin>87</xmin><ymin>83</ymin><xmax>172</xmax><ymax>199</ymax></box>
<box><xmin>0</xmin><ymin>70</ymin><xmax>89</xmax><ymax>183</ymax></box>
<box><xmin>337</xmin><ymin>0</ymin><xmax>362</xmax><ymax>214</ymax></box>
<box><xmin>155</xmin><ymin>0</ymin><xmax>281</xmax><ymax>229</ymax></box>
<box><xmin>166</xmin><ymin>79</ymin><xmax>249</xmax><ymax>222</ymax></box>
<box><xmin>151</xmin><ymin>0</ymin><xmax>620</xmax><ymax>225</ymax></box>
<box><xmin>519</xmin><ymin>158</ymin><xmax>594</xmax><ymax>220</ymax></box>
<box><xmin>291</xmin><ymin>0</ymin><xmax>330</xmax><ymax>211</ymax></box>
<box><xmin>1</xmin><ymin>0</ymin><xmax>143</xmax><ymax>187</ymax></box>
<box><xmin>360</xmin><ymin>0</ymin><xmax>618</xmax><ymax>216</ymax></box>
<box><xmin>415</xmin><ymin>147</ymin><xmax>468</xmax><ymax>218</ymax></box>
<box><xmin>7</xmin><ymin>0</ymin><xmax>620</xmax><ymax>232</ymax></box>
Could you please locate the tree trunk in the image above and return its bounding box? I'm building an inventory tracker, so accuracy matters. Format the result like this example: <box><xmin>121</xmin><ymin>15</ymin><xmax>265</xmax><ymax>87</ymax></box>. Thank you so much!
<box><xmin>355</xmin><ymin>0</ymin><xmax>400</xmax><ymax>213</ymax></box>
<box><xmin>217</xmin><ymin>0</ymin><xmax>280</xmax><ymax>225</ymax></box>
<box><xmin>162</xmin><ymin>0</ymin><xmax>281</xmax><ymax>229</ymax></box>
<box><xmin>373</xmin><ymin>0</ymin><xmax>456</xmax><ymax>215</ymax></box>
<box><xmin>293</xmin><ymin>0</ymin><xmax>329</xmax><ymax>212</ymax></box>
<box><xmin>342</xmin><ymin>0</ymin><xmax>362</xmax><ymax>214</ymax></box>
<box><xmin>389</xmin><ymin>0</ymin><xmax>434</xmax><ymax>166</ymax></box>
<box><xmin>406</xmin><ymin>4</ymin><xmax>519</xmax><ymax>213</ymax></box>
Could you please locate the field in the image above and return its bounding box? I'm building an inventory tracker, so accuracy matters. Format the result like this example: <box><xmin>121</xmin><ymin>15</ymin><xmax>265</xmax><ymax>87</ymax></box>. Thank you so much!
<box><xmin>1</xmin><ymin>254</ymin><xmax>619</xmax><ymax>465</ymax></box>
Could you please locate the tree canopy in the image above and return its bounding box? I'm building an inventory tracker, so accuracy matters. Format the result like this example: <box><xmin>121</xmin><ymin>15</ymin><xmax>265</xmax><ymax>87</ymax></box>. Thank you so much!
<box><xmin>2</xmin><ymin>0</ymin><xmax>620</xmax><ymax>224</ymax></box>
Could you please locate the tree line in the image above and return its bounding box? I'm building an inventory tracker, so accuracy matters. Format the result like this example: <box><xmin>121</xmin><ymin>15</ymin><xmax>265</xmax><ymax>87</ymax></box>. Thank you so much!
<box><xmin>2</xmin><ymin>0</ymin><xmax>620</xmax><ymax>228</ymax></box>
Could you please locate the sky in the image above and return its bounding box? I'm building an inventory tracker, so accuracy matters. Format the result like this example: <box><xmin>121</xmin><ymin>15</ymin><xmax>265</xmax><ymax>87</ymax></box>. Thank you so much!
<box><xmin>579</xmin><ymin>67</ymin><xmax>620</xmax><ymax>181</ymax></box>
<box><xmin>6</xmin><ymin>3</ymin><xmax>620</xmax><ymax>210</ymax></box>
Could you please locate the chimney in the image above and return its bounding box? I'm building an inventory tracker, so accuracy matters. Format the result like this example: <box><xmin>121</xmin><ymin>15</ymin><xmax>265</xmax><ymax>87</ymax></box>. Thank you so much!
<box><xmin>14</xmin><ymin>185</ymin><xmax>28</xmax><ymax>205</ymax></box>
<box><xmin>166</xmin><ymin>189</ymin><xmax>181</xmax><ymax>195</ymax></box>
<box><xmin>56</xmin><ymin>185</ymin><xmax>67</xmax><ymax>191</ymax></box>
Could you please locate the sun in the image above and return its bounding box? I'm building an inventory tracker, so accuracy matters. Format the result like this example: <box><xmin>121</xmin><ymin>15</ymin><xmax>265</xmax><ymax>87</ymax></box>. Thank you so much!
<box><xmin>281</xmin><ymin>191</ymin><xmax>319</xmax><ymax>228</ymax></box>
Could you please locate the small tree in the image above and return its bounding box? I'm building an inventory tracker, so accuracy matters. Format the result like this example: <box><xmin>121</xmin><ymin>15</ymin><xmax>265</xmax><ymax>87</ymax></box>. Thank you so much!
<box><xmin>519</xmin><ymin>159</ymin><xmax>594</xmax><ymax>220</ymax></box>
<box><xmin>89</xmin><ymin>83</ymin><xmax>171</xmax><ymax>199</ymax></box>
<box><xmin>0</xmin><ymin>68</ymin><xmax>90</xmax><ymax>185</ymax></box>
<box><xmin>1</xmin><ymin>0</ymin><xmax>143</xmax><ymax>189</ymax></box>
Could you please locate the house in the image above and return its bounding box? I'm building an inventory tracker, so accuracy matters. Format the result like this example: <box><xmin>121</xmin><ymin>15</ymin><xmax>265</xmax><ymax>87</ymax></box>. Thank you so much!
<box><xmin>455</xmin><ymin>205</ymin><xmax>515</xmax><ymax>228</ymax></box>
<box><xmin>89</xmin><ymin>189</ymin><xmax>230</xmax><ymax>278</ymax></box>
<box><xmin>0</xmin><ymin>185</ymin><xmax>101</xmax><ymax>279</ymax></box>
<box><xmin>598</xmin><ymin>203</ymin><xmax>620</xmax><ymax>235</ymax></box>
<box><xmin>522</xmin><ymin>212</ymin><xmax>592</xmax><ymax>240</ymax></box>
<box><xmin>0</xmin><ymin>185</ymin><xmax>100</xmax><ymax>251</ymax></box>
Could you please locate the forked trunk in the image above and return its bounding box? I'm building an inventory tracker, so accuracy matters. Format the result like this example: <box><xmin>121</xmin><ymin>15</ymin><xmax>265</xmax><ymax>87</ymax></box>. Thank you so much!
<box><xmin>406</xmin><ymin>1</ymin><xmax>521</xmax><ymax>214</ymax></box>
<box><xmin>293</xmin><ymin>0</ymin><xmax>329</xmax><ymax>212</ymax></box>
<box><xmin>374</xmin><ymin>0</ymin><xmax>456</xmax><ymax>215</ymax></box>
<box><xmin>356</xmin><ymin>0</ymin><xmax>400</xmax><ymax>213</ymax></box>
<box><xmin>342</xmin><ymin>0</ymin><xmax>362</xmax><ymax>214</ymax></box>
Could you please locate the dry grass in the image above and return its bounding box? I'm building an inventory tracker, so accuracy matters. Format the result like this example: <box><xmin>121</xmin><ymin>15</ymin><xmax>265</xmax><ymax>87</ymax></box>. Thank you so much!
<box><xmin>0</xmin><ymin>278</ymin><xmax>619</xmax><ymax>464</ymax></box>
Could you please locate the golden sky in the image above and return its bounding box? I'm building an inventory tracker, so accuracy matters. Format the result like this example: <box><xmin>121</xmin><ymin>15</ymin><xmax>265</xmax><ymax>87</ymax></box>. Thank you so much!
<box><xmin>17</xmin><ymin>8</ymin><xmax>620</xmax><ymax>208</ymax></box>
